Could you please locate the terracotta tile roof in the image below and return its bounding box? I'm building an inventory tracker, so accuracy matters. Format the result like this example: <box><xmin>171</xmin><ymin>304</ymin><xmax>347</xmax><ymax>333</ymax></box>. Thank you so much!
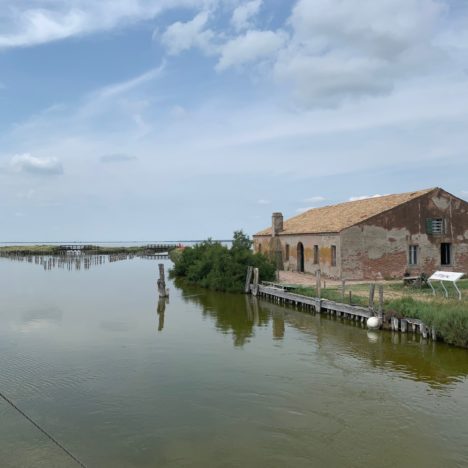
<box><xmin>255</xmin><ymin>188</ymin><xmax>435</xmax><ymax>236</ymax></box>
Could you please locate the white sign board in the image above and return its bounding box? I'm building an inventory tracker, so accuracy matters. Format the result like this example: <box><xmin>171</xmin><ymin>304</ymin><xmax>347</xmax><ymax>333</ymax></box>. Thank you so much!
<box><xmin>429</xmin><ymin>271</ymin><xmax>464</xmax><ymax>282</ymax></box>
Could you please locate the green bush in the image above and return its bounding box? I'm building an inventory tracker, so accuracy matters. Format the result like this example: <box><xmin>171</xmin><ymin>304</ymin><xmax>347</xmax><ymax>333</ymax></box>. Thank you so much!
<box><xmin>170</xmin><ymin>231</ymin><xmax>276</xmax><ymax>293</ymax></box>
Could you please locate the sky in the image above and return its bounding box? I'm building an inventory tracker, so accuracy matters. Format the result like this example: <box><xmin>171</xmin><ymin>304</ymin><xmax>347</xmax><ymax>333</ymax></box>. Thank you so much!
<box><xmin>0</xmin><ymin>0</ymin><xmax>467</xmax><ymax>241</ymax></box>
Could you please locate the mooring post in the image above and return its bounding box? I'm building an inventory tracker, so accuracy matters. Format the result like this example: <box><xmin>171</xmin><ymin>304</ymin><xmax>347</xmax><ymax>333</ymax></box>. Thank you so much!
<box><xmin>369</xmin><ymin>283</ymin><xmax>376</xmax><ymax>313</ymax></box>
<box><xmin>252</xmin><ymin>267</ymin><xmax>260</xmax><ymax>297</ymax></box>
<box><xmin>316</xmin><ymin>270</ymin><xmax>321</xmax><ymax>299</ymax></box>
<box><xmin>349</xmin><ymin>290</ymin><xmax>352</xmax><ymax>305</ymax></box>
<box><xmin>245</xmin><ymin>266</ymin><xmax>254</xmax><ymax>294</ymax></box>
<box><xmin>341</xmin><ymin>280</ymin><xmax>346</xmax><ymax>302</ymax></box>
<box><xmin>400</xmin><ymin>319</ymin><xmax>408</xmax><ymax>333</ymax></box>
<box><xmin>157</xmin><ymin>263</ymin><xmax>169</xmax><ymax>298</ymax></box>
<box><xmin>378</xmin><ymin>285</ymin><xmax>384</xmax><ymax>318</ymax></box>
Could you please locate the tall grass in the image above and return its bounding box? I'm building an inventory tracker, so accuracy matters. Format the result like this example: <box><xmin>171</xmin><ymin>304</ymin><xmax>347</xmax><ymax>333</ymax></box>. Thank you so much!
<box><xmin>386</xmin><ymin>297</ymin><xmax>468</xmax><ymax>348</ymax></box>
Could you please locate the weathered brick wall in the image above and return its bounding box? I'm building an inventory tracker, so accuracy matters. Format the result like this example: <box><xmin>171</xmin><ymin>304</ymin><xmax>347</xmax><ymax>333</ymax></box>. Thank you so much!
<box><xmin>341</xmin><ymin>189</ymin><xmax>468</xmax><ymax>280</ymax></box>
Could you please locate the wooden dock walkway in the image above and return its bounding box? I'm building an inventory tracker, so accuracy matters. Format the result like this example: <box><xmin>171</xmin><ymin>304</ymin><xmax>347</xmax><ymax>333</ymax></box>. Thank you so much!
<box><xmin>246</xmin><ymin>267</ymin><xmax>437</xmax><ymax>341</ymax></box>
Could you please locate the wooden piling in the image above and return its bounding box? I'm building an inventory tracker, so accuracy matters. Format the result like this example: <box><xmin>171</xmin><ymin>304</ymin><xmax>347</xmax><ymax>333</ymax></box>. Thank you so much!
<box><xmin>369</xmin><ymin>283</ymin><xmax>376</xmax><ymax>313</ymax></box>
<box><xmin>244</xmin><ymin>266</ymin><xmax>253</xmax><ymax>294</ymax></box>
<box><xmin>316</xmin><ymin>270</ymin><xmax>321</xmax><ymax>299</ymax></box>
<box><xmin>157</xmin><ymin>263</ymin><xmax>169</xmax><ymax>298</ymax></box>
<box><xmin>400</xmin><ymin>319</ymin><xmax>408</xmax><ymax>333</ymax></box>
<box><xmin>252</xmin><ymin>268</ymin><xmax>260</xmax><ymax>296</ymax></box>
<box><xmin>421</xmin><ymin>325</ymin><xmax>428</xmax><ymax>339</ymax></box>
<box><xmin>378</xmin><ymin>285</ymin><xmax>384</xmax><ymax>318</ymax></box>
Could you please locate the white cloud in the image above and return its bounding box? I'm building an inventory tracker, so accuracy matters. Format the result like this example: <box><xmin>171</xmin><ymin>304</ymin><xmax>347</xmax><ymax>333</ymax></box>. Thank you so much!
<box><xmin>10</xmin><ymin>154</ymin><xmax>63</xmax><ymax>175</ymax></box>
<box><xmin>273</xmin><ymin>0</ymin><xmax>448</xmax><ymax>106</ymax></box>
<box><xmin>303</xmin><ymin>196</ymin><xmax>325</xmax><ymax>203</ymax></box>
<box><xmin>216</xmin><ymin>29</ymin><xmax>287</xmax><ymax>71</ymax></box>
<box><xmin>96</xmin><ymin>64</ymin><xmax>165</xmax><ymax>100</ymax></box>
<box><xmin>231</xmin><ymin>0</ymin><xmax>262</xmax><ymax>31</ymax></box>
<box><xmin>295</xmin><ymin>206</ymin><xmax>315</xmax><ymax>213</ymax></box>
<box><xmin>348</xmin><ymin>194</ymin><xmax>385</xmax><ymax>202</ymax></box>
<box><xmin>161</xmin><ymin>11</ymin><xmax>216</xmax><ymax>56</ymax></box>
<box><xmin>0</xmin><ymin>0</ymin><xmax>217</xmax><ymax>50</ymax></box>
<box><xmin>257</xmin><ymin>199</ymin><xmax>270</xmax><ymax>205</ymax></box>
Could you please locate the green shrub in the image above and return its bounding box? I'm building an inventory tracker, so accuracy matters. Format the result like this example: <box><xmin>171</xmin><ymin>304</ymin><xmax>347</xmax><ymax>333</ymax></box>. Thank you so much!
<box><xmin>170</xmin><ymin>231</ymin><xmax>276</xmax><ymax>293</ymax></box>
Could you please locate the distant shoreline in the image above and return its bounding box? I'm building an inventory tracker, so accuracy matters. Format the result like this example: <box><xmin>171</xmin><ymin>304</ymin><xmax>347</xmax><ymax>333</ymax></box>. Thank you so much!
<box><xmin>0</xmin><ymin>244</ymin><xmax>177</xmax><ymax>256</ymax></box>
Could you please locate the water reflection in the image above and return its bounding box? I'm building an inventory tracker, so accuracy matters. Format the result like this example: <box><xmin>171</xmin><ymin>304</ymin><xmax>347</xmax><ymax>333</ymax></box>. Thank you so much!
<box><xmin>178</xmin><ymin>283</ymin><xmax>269</xmax><ymax>347</ymax></box>
<box><xmin>177</xmin><ymin>282</ymin><xmax>468</xmax><ymax>388</ymax></box>
<box><xmin>157</xmin><ymin>298</ymin><xmax>168</xmax><ymax>332</ymax></box>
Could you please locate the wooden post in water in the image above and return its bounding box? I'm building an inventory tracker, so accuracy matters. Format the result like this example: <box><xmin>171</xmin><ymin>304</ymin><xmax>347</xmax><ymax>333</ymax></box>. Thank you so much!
<box><xmin>252</xmin><ymin>268</ymin><xmax>260</xmax><ymax>297</ymax></box>
<box><xmin>245</xmin><ymin>266</ymin><xmax>253</xmax><ymax>294</ymax></box>
<box><xmin>400</xmin><ymin>319</ymin><xmax>408</xmax><ymax>333</ymax></box>
<box><xmin>369</xmin><ymin>283</ymin><xmax>376</xmax><ymax>314</ymax></box>
<box><xmin>157</xmin><ymin>263</ymin><xmax>169</xmax><ymax>298</ymax></box>
<box><xmin>378</xmin><ymin>285</ymin><xmax>384</xmax><ymax>318</ymax></box>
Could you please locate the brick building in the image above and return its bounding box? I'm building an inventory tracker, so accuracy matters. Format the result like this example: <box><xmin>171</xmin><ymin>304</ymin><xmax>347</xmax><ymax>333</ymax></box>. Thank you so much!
<box><xmin>253</xmin><ymin>188</ymin><xmax>468</xmax><ymax>280</ymax></box>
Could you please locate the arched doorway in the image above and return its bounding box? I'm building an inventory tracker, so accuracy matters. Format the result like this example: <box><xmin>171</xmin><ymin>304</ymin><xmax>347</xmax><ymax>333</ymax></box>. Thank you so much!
<box><xmin>297</xmin><ymin>242</ymin><xmax>304</xmax><ymax>273</ymax></box>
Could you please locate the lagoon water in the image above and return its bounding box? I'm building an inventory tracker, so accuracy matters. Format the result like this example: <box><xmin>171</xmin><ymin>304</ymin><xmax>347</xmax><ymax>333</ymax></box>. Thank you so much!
<box><xmin>0</xmin><ymin>257</ymin><xmax>467</xmax><ymax>467</ymax></box>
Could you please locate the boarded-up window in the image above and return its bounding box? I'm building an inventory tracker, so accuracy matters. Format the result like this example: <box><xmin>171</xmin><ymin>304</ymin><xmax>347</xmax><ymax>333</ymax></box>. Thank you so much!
<box><xmin>285</xmin><ymin>244</ymin><xmax>290</xmax><ymax>261</ymax></box>
<box><xmin>426</xmin><ymin>218</ymin><xmax>445</xmax><ymax>235</ymax></box>
<box><xmin>313</xmin><ymin>245</ymin><xmax>319</xmax><ymax>264</ymax></box>
<box><xmin>441</xmin><ymin>243</ymin><xmax>451</xmax><ymax>265</ymax></box>
<box><xmin>331</xmin><ymin>245</ymin><xmax>337</xmax><ymax>267</ymax></box>
<box><xmin>409</xmin><ymin>245</ymin><xmax>418</xmax><ymax>265</ymax></box>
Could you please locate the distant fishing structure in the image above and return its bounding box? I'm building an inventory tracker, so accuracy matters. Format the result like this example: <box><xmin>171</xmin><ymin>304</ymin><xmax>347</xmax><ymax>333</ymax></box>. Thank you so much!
<box><xmin>0</xmin><ymin>244</ymin><xmax>176</xmax><ymax>271</ymax></box>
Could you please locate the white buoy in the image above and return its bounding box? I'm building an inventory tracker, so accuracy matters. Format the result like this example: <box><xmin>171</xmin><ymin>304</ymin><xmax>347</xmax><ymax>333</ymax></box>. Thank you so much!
<box><xmin>367</xmin><ymin>316</ymin><xmax>381</xmax><ymax>330</ymax></box>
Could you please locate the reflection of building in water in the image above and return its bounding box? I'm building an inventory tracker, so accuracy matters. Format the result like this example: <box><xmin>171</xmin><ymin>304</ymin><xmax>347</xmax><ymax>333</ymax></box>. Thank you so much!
<box><xmin>157</xmin><ymin>298</ymin><xmax>169</xmax><ymax>332</ymax></box>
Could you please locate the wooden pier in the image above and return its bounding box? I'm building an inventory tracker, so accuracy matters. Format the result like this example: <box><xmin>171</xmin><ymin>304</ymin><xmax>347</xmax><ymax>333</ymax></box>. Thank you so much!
<box><xmin>247</xmin><ymin>268</ymin><xmax>437</xmax><ymax>341</ymax></box>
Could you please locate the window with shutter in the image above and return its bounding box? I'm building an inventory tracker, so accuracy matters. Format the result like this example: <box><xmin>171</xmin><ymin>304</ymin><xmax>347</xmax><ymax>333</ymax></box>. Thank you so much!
<box><xmin>426</xmin><ymin>218</ymin><xmax>444</xmax><ymax>235</ymax></box>
<box><xmin>425</xmin><ymin>218</ymin><xmax>433</xmax><ymax>234</ymax></box>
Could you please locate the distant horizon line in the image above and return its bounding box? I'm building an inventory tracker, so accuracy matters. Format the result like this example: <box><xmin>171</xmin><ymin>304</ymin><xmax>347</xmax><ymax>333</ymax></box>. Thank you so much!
<box><xmin>0</xmin><ymin>240</ymin><xmax>233</xmax><ymax>244</ymax></box>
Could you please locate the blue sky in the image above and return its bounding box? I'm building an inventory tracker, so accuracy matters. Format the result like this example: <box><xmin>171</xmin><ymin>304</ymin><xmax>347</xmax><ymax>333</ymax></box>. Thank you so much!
<box><xmin>0</xmin><ymin>0</ymin><xmax>467</xmax><ymax>241</ymax></box>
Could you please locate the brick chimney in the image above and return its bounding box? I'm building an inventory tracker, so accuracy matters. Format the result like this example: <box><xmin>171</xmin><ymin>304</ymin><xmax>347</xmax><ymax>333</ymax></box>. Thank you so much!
<box><xmin>272</xmin><ymin>212</ymin><xmax>284</xmax><ymax>237</ymax></box>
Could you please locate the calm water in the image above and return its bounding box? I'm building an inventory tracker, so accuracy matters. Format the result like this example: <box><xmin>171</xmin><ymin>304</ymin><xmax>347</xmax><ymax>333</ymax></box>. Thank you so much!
<box><xmin>0</xmin><ymin>257</ymin><xmax>467</xmax><ymax>468</ymax></box>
